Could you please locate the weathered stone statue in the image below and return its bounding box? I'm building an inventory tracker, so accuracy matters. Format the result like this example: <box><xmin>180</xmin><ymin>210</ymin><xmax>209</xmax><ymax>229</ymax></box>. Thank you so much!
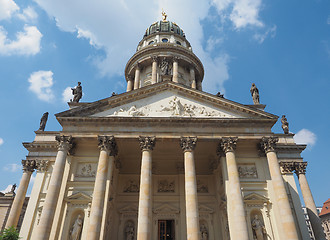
<box><xmin>38</xmin><ymin>112</ymin><xmax>49</xmax><ymax>131</ymax></box>
<box><xmin>10</xmin><ymin>183</ymin><xmax>16</xmax><ymax>193</ymax></box>
<box><xmin>251</xmin><ymin>215</ymin><xmax>266</xmax><ymax>240</ymax></box>
<box><xmin>200</xmin><ymin>223</ymin><xmax>208</xmax><ymax>240</ymax></box>
<box><xmin>160</xmin><ymin>58</ymin><xmax>171</xmax><ymax>75</ymax></box>
<box><xmin>69</xmin><ymin>214</ymin><xmax>83</xmax><ymax>240</ymax></box>
<box><xmin>125</xmin><ymin>221</ymin><xmax>134</xmax><ymax>240</ymax></box>
<box><xmin>216</xmin><ymin>92</ymin><xmax>224</xmax><ymax>98</ymax></box>
<box><xmin>250</xmin><ymin>83</ymin><xmax>260</xmax><ymax>104</ymax></box>
<box><xmin>281</xmin><ymin>115</ymin><xmax>289</xmax><ymax>134</ymax></box>
<box><xmin>71</xmin><ymin>82</ymin><xmax>82</xmax><ymax>103</ymax></box>
<box><xmin>111</xmin><ymin>92</ymin><xmax>117</xmax><ymax>97</ymax></box>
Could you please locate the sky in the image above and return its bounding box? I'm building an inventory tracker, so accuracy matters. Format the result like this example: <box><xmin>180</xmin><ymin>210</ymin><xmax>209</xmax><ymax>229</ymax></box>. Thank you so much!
<box><xmin>0</xmin><ymin>0</ymin><xmax>329</xmax><ymax>206</ymax></box>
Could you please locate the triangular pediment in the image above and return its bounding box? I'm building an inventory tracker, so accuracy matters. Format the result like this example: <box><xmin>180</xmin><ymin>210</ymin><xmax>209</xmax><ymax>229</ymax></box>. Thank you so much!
<box><xmin>198</xmin><ymin>205</ymin><xmax>214</xmax><ymax>213</ymax></box>
<box><xmin>153</xmin><ymin>204</ymin><xmax>180</xmax><ymax>214</ymax></box>
<box><xmin>65</xmin><ymin>192</ymin><xmax>92</xmax><ymax>202</ymax></box>
<box><xmin>118</xmin><ymin>205</ymin><xmax>138</xmax><ymax>213</ymax></box>
<box><xmin>244</xmin><ymin>192</ymin><xmax>269</xmax><ymax>203</ymax></box>
<box><xmin>56</xmin><ymin>82</ymin><xmax>277</xmax><ymax>121</ymax></box>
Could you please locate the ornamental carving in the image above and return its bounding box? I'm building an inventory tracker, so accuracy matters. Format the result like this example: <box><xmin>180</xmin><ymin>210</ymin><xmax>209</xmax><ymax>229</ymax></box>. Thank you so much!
<box><xmin>219</xmin><ymin>137</ymin><xmax>238</xmax><ymax>153</ymax></box>
<box><xmin>238</xmin><ymin>164</ymin><xmax>258</xmax><ymax>178</ymax></box>
<box><xmin>180</xmin><ymin>137</ymin><xmax>197</xmax><ymax>152</ymax></box>
<box><xmin>158</xmin><ymin>180</ymin><xmax>175</xmax><ymax>193</ymax></box>
<box><xmin>22</xmin><ymin>159</ymin><xmax>36</xmax><ymax>172</ymax></box>
<box><xmin>197</xmin><ymin>180</ymin><xmax>208</xmax><ymax>193</ymax></box>
<box><xmin>279</xmin><ymin>161</ymin><xmax>295</xmax><ymax>174</ymax></box>
<box><xmin>35</xmin><ymin>160</ymin><xmax>49</xmax><ymax>172</ymax></box>
<box><xmin>98</xmin><ymin>136</ymin><xmax>118</xmax><ymax>156</ymax></box>
<box><xmin>294</xmin><ymin>162</ymin><xmax>307</xmax><ymax>175</ymax></box>
<box><xmin>75</xmin><ymin>163</ymin><xmax>97</xmax><ymax>177</ymax></box>
<box><xmin>260</xmin><ymin>137</ymin><xmax>278</xmax><ymax>153</ymax></box>
<box><xmin>55</xmin><ymin>135</ymin><xmax>73</xmax><ymax>152</ymax></box>
<box><xmin>139</xmin><ymin>136</ymin><xmax>156</xmax><ymax>151</ymax></box>
<box><xmin>123</xmin><ymin>180</ymin><xmax>140</xmax><ymax>193</ymax></box>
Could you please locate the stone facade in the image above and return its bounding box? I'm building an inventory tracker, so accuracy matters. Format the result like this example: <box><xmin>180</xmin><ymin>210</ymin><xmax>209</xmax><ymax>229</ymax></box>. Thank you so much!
<box><xmin>6</xmin><ymin>17</ymin><xmax>325</xmax><ymax>240</ymax></box>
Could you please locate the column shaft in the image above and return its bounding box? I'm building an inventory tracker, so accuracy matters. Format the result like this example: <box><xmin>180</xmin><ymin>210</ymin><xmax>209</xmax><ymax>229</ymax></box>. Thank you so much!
<box><xmin>126</xmin><ymin>79</ymin><xmax>133</xmax><ymax>92</ymax></box>
<box><xmin>172</xmin><ymin>60</ymin><xmax>179</xmax><ymax>83</ymax></box>
<box><xmin>184</xmin><ymin>150</ymin><xmax>199</xmax><ymax>240</ymax></box>
<box><xmin>6</xmin><ymin>169</ymin><xmax>33</xmax><ymax>228</ymax></box>
<box><xmin>190</xmin><ymin>68</ymin><xmax>196</xmax><ymax>89</ymax></box>
<box><xmin>151</xmin><ymin>60</ymin><xmax>157</xmax><ymax>84</ymax></box>
<box><xmin>87</xmin><ymin>152</ymin><xmax>114</xmax><ymax>239</ymax></box>
<box><xmin>298</xmin><ymin>173</ymin><xmax>325</xmax><ymax>239</ymax></box>
<box><xmin>137</xmin><ymin>150</ymin><xmax>152</xmax><ymax>240</ymax></box>
<box><xmin>266</xmin><ymin>151</ymin><xmax>299</xmax><ymax>240</ymax></box>
<box><xmin>196</xmin><ymin>79</ymin><xmax>202</xmax><ymax>91</ymax></box>
<box><xmin>225</xmin><ymin>151</ymin><xmax>249</xmax><ymax>240</ymax></box>
<box><xmin>134</xmin><ymin>67</ymin><xmax>140</xmax><ymax>90</ymax></box>
<box><xmin>36</xmin><ymin>136</ymin><xmax>71</xmax><ymax>240</ymax></box>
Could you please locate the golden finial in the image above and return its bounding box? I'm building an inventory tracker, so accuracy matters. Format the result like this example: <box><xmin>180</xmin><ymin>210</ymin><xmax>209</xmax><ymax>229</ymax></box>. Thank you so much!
<box><xmin>161</xmin><ymin>9</ymin><xmax>167</xmax><ymax>21</ymax></box>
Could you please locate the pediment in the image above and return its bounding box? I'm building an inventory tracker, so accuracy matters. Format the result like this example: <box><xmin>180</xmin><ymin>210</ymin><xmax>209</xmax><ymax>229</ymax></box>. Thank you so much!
<box><xmin>65</xmin><ymin>192</ymin><xmax>92</xmax><ymax>202</ymax></box>
<box><xmin>244</xmin><ymin>192</ymin><xmax>269</xmax><ymax>203</ymax></box>
<box><xmin>153</xmin><ymin>204</ymin><xmax>180</xmax><ymax>214</ymax></box>
<box><xmin>56</xmin><ymin>82</ymin><xmax>277</xmax><ymax>120</ymax></box>
<box><xmin>198</xmin><ymin>205</ymin><xmax>214</xmax><ymax>213</ymax></box>
<box><xmin>119</xmin><ymin>205</ymin><xmax>138</xmax><ymax>213</ymax></box>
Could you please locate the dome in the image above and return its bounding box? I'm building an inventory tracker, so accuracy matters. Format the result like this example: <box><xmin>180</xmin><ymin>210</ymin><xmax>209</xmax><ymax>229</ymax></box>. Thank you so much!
<box><xmin>143</xmin><ymin>21</ymin><xmax>185</xmax><ymax>39</ymax></box>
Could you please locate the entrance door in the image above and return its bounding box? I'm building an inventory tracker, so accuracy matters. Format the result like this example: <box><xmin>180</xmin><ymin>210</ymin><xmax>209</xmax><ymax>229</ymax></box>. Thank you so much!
<box><xmin>158</xmin><ymin>220</ymin><xmax>175</xmax><ymax>240</ymax></box>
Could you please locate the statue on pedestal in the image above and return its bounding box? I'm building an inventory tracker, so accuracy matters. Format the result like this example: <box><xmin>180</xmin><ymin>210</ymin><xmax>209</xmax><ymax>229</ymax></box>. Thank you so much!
<box><xmin>281</xmin><ymin>115</ymin><xmax>289</xmax><ymax>134</ymax></box>
<box><xmin>38</xmin><ymin>112</ymin><xmax>49</xmax><ymax>131</ymax></box>
<box><xmin>10</xmin><ymin>184</ymin><xmax>16</xmax><ymax>193</ymax></box>
<box><xmin>160</xmin><ymin>58</ymin><xmax>171</xmax><ymax>76</ymax></box>
<box><xmin>69</xmin><ymin>214</ymin><xmax>83</xmax><ymax>240</ymax></box>
<box><xmin>200</xmin><ymin>223</ymin><xmax>208</xmax><ymax>240</ymax></box>
<box><xmin>251</xmin><ymin>215</ymin><xmax>266</xmax><ymax>240</ymax></box>
<box><xmin>250</xmin><ymin>83</ymin><xmax>260</xmax><ymax>104</ymax></box>
<box><xmin>71</xmin><ymin>82</ymin><xmax>82</xmax><ymax>103</ymax></box>
<box><xmin>125</xmin><ymin>221</ymin><xmax>134</xmax><ymax>240</ymax></box>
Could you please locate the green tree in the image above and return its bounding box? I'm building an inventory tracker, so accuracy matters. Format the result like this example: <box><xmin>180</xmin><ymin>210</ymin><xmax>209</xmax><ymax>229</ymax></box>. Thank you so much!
<box><xmin>0</xmin><ymin>227</ymin><xmax>20</xmax><ymax>240</ymax></box>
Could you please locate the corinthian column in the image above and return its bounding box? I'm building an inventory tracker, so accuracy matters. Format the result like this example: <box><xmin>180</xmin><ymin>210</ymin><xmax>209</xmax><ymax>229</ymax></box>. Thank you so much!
<box><xmin>172</xmin><ymin>57</ymin><xmax>179</xmax><ymax>83</ymax></box>
<box><xmin>5</xmin><ymin>160</ymin><xmax>36</xmax><ymax>228</ymax></box>
<box><xmin>134</xmin><ymin>64</ymin><xmax>141</xmax><ymax>90</ymax></box>
<box><xmin>180</xmin><ymin>137</ymin><xmax>199</xmax><ymax>240</ymax></box>
<box><xmin>151</xmin><ymin>56</ymin><xmax>158</xmax><ymax>84</ymax></box>
<box><xmin>219</xmin><ymin>137</ymin><xmax>249</xmax><ymax>240</ymax></box>
<box><xmin>260</xmin><ymin>137</ymin><xmax>299</xmax><ymax>240</ymax></box>
<box><xmin>126</xmin><ymin>77</ymin><xmax>133</xmax><ymax>92</ymax></box>
<box><xmin>294</xmin><ymin>162</ymin><xmax>325</xmax><ymax>239</ymax></box>
<box><xmin>36</xmin><ymin>135</ymin><xmax>73</xmax><ymax>240</ymax></box>
<box><xmin>87</xmin><ymin>136</ymin><xmax>117</xmax><ymax>240</ymax></box>
<box><xmin>190</xmin><ymin>68</ymin><xmax>196</xmax><ymax>89</ymax></box>
<box><xmin>137</xmin><ymin>136</ymin><xmax>155</xmax><ymax>240</ymax></box>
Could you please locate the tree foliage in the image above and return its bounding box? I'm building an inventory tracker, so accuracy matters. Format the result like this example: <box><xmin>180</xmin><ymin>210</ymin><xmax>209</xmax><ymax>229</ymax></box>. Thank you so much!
<box><xmin>0</xmin><ymin>227</ymin><xmax>20</xmax><ymax>240</ymax></box>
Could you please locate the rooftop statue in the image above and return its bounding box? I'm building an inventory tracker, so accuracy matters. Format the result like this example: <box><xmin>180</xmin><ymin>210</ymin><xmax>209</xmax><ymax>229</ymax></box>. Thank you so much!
<box><xmin>71</xmin><ymin>82</ymin><xmax>82</xmax><ymax>103</ymax></box>
<box><xmin>161</xmin><ymin>9</ymin><xmax>167</xmax><ymax>21</ymax></box>
<box><xmin>216</xmin><ymin>92</ymin><xmax>224</xmax><ymax>98</ymax></box>
<box><xmin>281</xmin><ymin>115</ymin><xmax>289</xmax><ymax>134</ymax></box>
<box><xmin>250</xmin><ymin>83</ymin><xmax>260</xmax><ymax>104</ymax></box>
<box><xmin>38</xmin><ymin>112</ymin><xmax>49</xmax><ymax>131</ymax></box>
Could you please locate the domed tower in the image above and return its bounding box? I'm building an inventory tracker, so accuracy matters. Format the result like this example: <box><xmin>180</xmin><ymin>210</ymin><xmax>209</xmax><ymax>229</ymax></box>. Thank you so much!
<box><xmin>125</xmin><ymin>13</ymin><xmax>204</xmax><ymax>92</ymax></box>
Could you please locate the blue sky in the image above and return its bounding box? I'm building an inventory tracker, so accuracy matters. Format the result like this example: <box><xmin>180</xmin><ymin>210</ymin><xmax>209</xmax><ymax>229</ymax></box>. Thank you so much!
<box><xmin>0</xmin><ymin>0</ymin><xmax>329</xmax><ymax>206</ymax></box>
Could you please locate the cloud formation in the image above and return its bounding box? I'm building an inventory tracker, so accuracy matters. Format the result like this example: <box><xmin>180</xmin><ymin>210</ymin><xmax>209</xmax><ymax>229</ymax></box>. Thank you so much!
<box><xmin>0</xmin><ymin>0</ymin><xmax>19</xmax><ymax>21</ymax></box>
<box><xmin>0</xmin><ymin>184</ymin><xmax>13</xmax><ymax>194</ymax></box>
<box><xmin>17</xmin><ymin>6</ymin><xmax>38</xmax><ymax>22</ymax></box>
<box><xmin>254</xmin><ymin>25</ymin><xmax>277</xmax><ymax>44</ymax></box>
<box><xmin>294</xmin><ymin>129</ymin><xmax>317</xmax><ymax>148</ymax></box>
<box><xmin>0</xmin><ymin>138</ymin><xmax>3</xmax><ymax>146</ymax></box>
<box><xmin>3</xmin><ymin>163</ymin><xmax>20</xmax><ymax>172</ymax></box>
<box><xmin>62</xmin><ymin>87</ymin><xmax>72</xmax><ymax>103</ymax></box>
<box><xmin>0</xmin><ymin>25</ymin><xmax>42</xmax><ymax>56</ymax></box>
<box><xmin>28</xmin><ymin>70</ymin><xmax>55</xmax><ymax>102</ymax></box>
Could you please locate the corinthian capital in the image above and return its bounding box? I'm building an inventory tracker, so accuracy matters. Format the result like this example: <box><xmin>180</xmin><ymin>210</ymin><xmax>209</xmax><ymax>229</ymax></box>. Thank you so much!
<box><xmin>98</xmin><ymin>136</ymin><xmax>118</xmax><ymax>156</ymax></box>
<box><xmin>36</xmin><ymin>160</ymin><xmax>49</xmax><ymax>172</ymax></box>
<box><xmin>219</xmin><ymin>137</ymin><xmax>238</xmax><ymax>153</ymax></box>
<box><xmin>180</xmin><ymin>137</ymin><xmax>197</xmax><ymax>152</ymax></box>
<box><xmin>294</xmin><ymin>162</ymin><xmax>307</xmax><ymax>175</ymax></box>
<box><xmin>55</xmin><ymin>135</ymin><xmax>73</xmax><ymax>152</ymax></box>
<box><xmin>260</xmin><ymin>137</ymin><xmax>278</xmax><ymax>153</ymax></box>
<box><xmin>139</xmin><ymin>136</ymin><xmax>156</xmax><ymax>151</ymax></box>
<box><xmin>279</xmin><ymin>161</ymin><xmax>295</xmax><ymax>174</ymax></box>
<box><xmin>151</xmin><ymin>55</ymin><xmax>158</xmax><ymax>62</ymax></box>
<box><xmin>22</xmin><ymin>160</ymin><xmax>36</xmax><ymax>173</ymax></box>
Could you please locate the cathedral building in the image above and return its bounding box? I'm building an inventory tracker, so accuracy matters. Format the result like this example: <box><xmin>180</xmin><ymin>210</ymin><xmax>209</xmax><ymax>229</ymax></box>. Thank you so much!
<box><xmin>4</xmin><ymin>15</ymin><xmax>325</xmax><ymax>240</ymax></box>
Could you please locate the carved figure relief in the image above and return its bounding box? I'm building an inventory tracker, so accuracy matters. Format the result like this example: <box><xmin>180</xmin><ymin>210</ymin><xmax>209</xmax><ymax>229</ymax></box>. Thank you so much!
<box><xmin>251</xmin><ymin>215</ymin><xmax>266</xmax><ymax>240</ymax></box>
<box><xmin>200</xmin><ymin>223</ymin><xmax>209</xmax><ymax>240</ymax></box>
<box><xmin>123</xmin><ymin>180</ymin><xmax>140</xmax><ymax>193</ymax></box>
<box><xmin>69</xmin><ymin>214</ymin><xmax>84</xmax><ymax>240</ymax></box>
<box><xmin>158</xmin><ymin>180</ymin><xmax>175</xmax><ymax>192</ymax></box>
<box><xmin>197</xmin><ymin>180</ymin><xmax>208</xmax><ymax>193</ymax></box>
<box><xmin>125</xmin><ymin>221</ymin><xmax>135</xmax><ymax>240</ymax></box>
<box><xmin>75</xmin><ymin>164</ymin><xmax>96</xmax><ymax>178</ymax></box>
<box><xmin>238</xmin><ymin>164</ymin><xmax>258</xmax><ymax>178</ymax></box>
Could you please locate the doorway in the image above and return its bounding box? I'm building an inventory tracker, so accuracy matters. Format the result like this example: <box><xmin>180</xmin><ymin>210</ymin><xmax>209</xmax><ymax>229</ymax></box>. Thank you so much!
<box><xmin>158</xmin><ymin>220</ymin><xmax>175</xmax><ymax>240</ymax></box>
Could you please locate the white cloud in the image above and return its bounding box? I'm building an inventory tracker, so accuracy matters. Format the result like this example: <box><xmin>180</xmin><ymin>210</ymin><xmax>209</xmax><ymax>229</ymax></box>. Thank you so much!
<box><xmin>0</xmin><ymin>138</ymin><xmax>3</xmax><ymax>146</ymax></box>
<box><xmin>253</xmin><ymin>25</ymin><xmax>277</xmax><ymax>44</ymax></box>
<box><xmin>0</xmin><ymin>0</ymin><xmax>19</xmax><ymax>21</ymax></box>
<box><xmin>294</xmin><ymin>129</ymin><xmax>317</xmax><ymax>148</ymax></box>
<box><xmin>327</xmin><ymin>15</ymin><xmax>330</xmax><ymax>25</ymax></box>
<box><xmin>0</xmin><ymin>25</ymin><xmax>42</xmax><ymax>56</ymax></box>
<box><xmin>3</xmin><ymin>163</ymin><xmax>21</xmax><ymax>172</ymax></box>
<box><xmin>77</xmin><ymin>27</ymin><xmax>99</xmax><ymax>47</ymax></box>
<box><xmin>17</xmin><ymin>6</ymin><xmax>38</xmax><ymax>22</ymax></box>
<box><xmin>1</xmin><ymin>184</ymin><xmax>13</xmax><ymax>194</ymax></box>
<box><xmin>62</xmin><ymin>87</ymin><xmax>72</xmax><ymax>103</ymax></box>
<box><xmin>28</xmin><ymin>70</ymin><xmax>55</xmax><ymax>102</ymax></box>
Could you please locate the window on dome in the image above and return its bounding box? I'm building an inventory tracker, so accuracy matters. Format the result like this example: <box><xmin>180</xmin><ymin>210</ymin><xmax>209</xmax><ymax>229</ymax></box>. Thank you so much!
<box><xmin>148</xmin><ymin>41</ymin><xmax>154</xmax><ymax>45</ymax></box>
<box><xmin>176</xmin><ymin>41</ymin><xmax>181</xmax><ymax>45</ymax></box>
<box><xmin>162</xmin><ymin>38</ymin><xmax>168</xmax><ymax>43</ymax></box>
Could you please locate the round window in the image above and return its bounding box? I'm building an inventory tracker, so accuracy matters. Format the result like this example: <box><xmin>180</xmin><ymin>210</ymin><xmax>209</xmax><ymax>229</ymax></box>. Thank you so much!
<box><xmin>162</xmin><ymin>38</ymin><xmax>168</xmax><ymax>43</ymax></box>
<box><xmin>148</xmin><ymin>40</ymin><xmax>154</xmax><ymax>45</ymax></box>
<box><xmin>176</xmin><ymin>41</ymin><xmax>181</xmax><ymax>45</ymax></box>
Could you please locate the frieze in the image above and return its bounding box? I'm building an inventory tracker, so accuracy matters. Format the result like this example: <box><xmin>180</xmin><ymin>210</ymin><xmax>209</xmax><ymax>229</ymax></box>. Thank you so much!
<box><xmin>75</xmin><ymin>163</ymin><xmax>97</xmax><ymax>178</ymax></box>
<box><xmin>123</xmin><ymin>180</ymin><xmax>140</xmax><ymax>193</ymax></box>
<box><xmin>197</xmin><ymin>180</ymin><xmax>208</xmax><ymax>193</ymax></box>
<box><xmin>238</xmin><ymin>164</ymin><xmax>258</xmax><ymax>178</ymax></box>
<box><xmin>158</xmin><ymin>180</ymin><xmax>175</xmax><ymax>193</ymax></box>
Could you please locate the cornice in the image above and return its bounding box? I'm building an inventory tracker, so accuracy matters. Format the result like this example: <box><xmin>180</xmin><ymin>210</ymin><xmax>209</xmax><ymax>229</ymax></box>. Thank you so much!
<box><xmin>23</xmin><ymin>142</ymin><xmax>58</xmax><ymax>151</ymax></box>
<box><xmin>275</xmin><ymin>144</ymin><xmax>306</xmax><ymax>153</ymax></box>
